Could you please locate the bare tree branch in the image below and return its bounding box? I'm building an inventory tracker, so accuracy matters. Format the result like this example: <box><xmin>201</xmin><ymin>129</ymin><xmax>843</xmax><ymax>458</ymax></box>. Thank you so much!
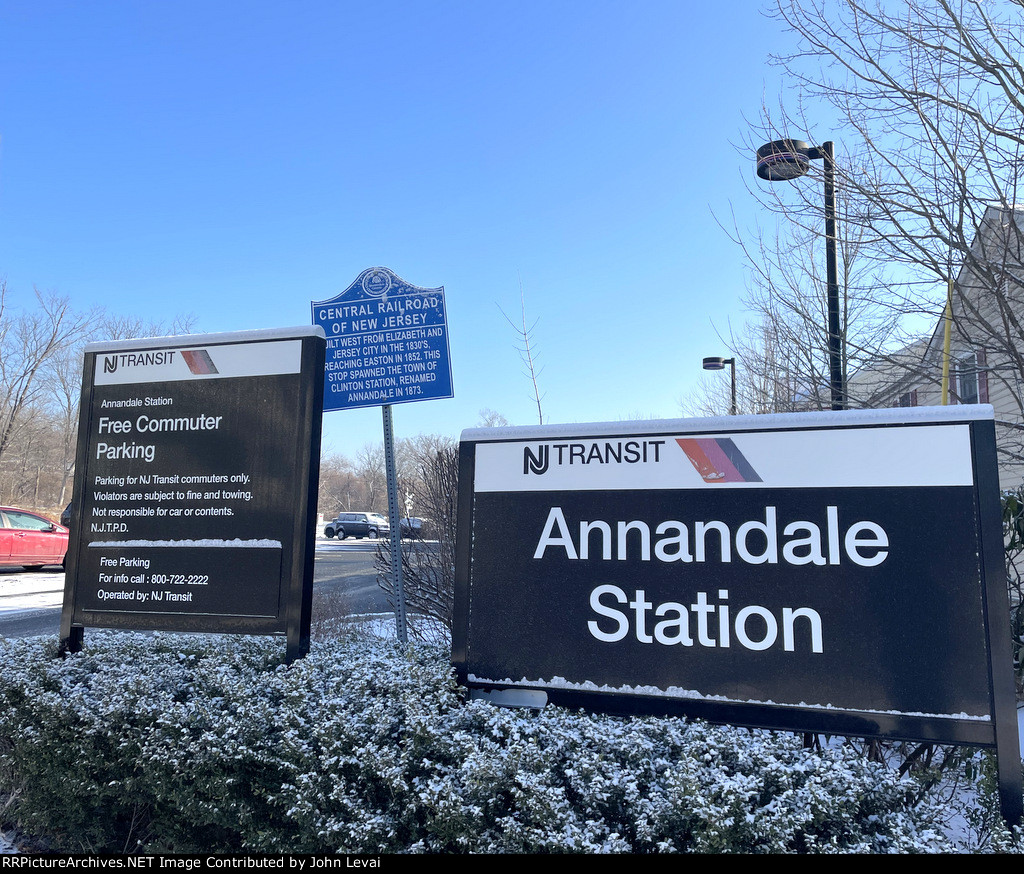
<box><xmin>498</xmin><ymin>275</ymin><xmax>545</xmax><ymax>425</ymax></box>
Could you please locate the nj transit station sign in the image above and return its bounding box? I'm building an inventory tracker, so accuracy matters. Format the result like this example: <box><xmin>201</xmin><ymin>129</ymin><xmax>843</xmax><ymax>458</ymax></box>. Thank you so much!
<box><xmin>454</xmin><ymin>407</ymin><xmax>1018</xmax><ymax>762</ymax></box>
<box><xmin>311</xmin><ymin>266</ymin><xmax>453</xmax><ymax>412</ymax></box>
<box><xmin>60</xmin><ymin>327</ymin><xmax>325</xmax><ymax>660</ymax></box>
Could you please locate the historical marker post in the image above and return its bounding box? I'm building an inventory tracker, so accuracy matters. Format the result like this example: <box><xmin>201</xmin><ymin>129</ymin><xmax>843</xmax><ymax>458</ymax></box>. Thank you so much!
<box><xmin>311</xmin><ymin>266</ymin><xmax>453</xmax><ymax>414</ymax></box>
<box><xmin>60</xmin><ymin>327</ymin><xmax>325</xmax><ymax>661</ymax></box>
<box><xmin>312</xmin><ymin>267</ymin><xmax>454</xmax><ymax>644</ymax></box>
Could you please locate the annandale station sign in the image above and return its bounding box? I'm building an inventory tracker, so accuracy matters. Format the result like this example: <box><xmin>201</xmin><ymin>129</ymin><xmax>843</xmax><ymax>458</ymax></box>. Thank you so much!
<box><xmin>454</xmin><ymin>407</ymin><xmax>1018</xmax><ymax>761</ymax></box>
<box><xmin>60</xmin><ymin>327</ymin><xmax>325</xmax><ymax>660</ymax></box>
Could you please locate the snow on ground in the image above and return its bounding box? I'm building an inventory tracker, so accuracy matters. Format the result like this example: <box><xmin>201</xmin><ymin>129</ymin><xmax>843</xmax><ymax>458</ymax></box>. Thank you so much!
<box><xmin>0</xmin><ymin>569</ymin><xmax>65</xmax><ymax>615</ymax></box>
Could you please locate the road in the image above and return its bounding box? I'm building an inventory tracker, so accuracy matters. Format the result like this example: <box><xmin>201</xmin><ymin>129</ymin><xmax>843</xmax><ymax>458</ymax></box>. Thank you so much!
<box><xmin>0</xmin><ymin>540</ymin><xmax>392</xmax><ymax>640</ymax></box>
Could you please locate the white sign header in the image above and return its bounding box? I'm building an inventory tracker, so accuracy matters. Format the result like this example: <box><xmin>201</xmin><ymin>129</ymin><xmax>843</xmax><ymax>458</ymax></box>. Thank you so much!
<box><xmin>472</xmin><ymin>422</ymin><xmax>976</xmax><ymax>492</ymax></box>
<box><xmin>93</xmin><ymin>339</ymin><xmax>303</xmax><ymax>386</ymax></box>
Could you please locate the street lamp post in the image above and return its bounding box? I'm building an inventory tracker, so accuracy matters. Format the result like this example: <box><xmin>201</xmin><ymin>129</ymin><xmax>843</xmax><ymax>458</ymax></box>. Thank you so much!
<box><xmin>755</xmin><ymin>138</ymin><xmax>845</xmax><ymax>411</ymax></box>
<box><xmin>702</xmin><ymin>356</ymin><xmax>737</xmax><ymax>415</ymax></box>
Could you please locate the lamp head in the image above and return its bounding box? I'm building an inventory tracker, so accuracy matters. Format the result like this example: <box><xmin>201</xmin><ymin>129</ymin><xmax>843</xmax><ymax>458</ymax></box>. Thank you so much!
<box><xmin>756</xmin><ymin>139</ymin><xmax>811</xmax><ymax>181</ymax></box>
<box><xmin>702</xmin><ymin>357</ymin><xmax>730</xmax><ymax>371</ymax></box>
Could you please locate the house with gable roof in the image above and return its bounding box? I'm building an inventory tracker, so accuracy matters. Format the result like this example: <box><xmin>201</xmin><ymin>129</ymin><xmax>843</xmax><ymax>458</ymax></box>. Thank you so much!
<box><xmin>845</xmin><ymin>204</ymin><xmax>1024</xmax><ymax>489</ymax></box>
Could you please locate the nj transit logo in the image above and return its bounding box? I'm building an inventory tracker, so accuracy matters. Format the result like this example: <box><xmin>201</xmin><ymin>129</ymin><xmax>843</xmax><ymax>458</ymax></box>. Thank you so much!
<box><xmin>102</xmin><ymin>350</ymin><xmax>179</xmax><ymax>374</ymax></box>
<box><xmin>677</xmin><ymin>437</ymin><xmax>762</xmax><ymax>483</ymax></box>
<box><xmin>523</xmin><ymin>445</ymin><xmax>549</xmax><ymax>475</ymax></box>
<box><xmin>522</xmin><ymin>440</ymin><xmax>666</xmax><ymax>476</ymax></box>
<box><xmin>181</xmin><ymin>349</ymin><xmax>219</xmax><ymax>375</ymax></box>
<box><xmin>101</xmin><ymin>348</ymin><xmax>218</xmax><ymax>376</ymax></box>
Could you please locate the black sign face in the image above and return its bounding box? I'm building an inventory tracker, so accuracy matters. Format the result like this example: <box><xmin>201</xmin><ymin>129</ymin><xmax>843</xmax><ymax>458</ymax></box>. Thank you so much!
<box><xmin>61</xmin><ymin>328</ymin><xmax>324</xmax><ymax>653</ymax></box>
<box><xmin>454</xmin><ymin>409</ymin><xmax>1017</xmax><ymax>747</ymax></box>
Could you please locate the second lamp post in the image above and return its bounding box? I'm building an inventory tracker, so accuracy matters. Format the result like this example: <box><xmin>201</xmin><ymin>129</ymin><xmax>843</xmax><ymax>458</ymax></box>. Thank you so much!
<box><xmin>703</xmin><ymin>356</ymin><xmax>737</xmax><ymax>415</ymax></box>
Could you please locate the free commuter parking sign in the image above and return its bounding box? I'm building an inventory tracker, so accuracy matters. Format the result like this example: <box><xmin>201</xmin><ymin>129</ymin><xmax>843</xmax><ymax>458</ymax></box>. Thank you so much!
<box><xmin>454</xmin><ymin>407</ymin><xmax>1021</xmax><ymax>817</ymax></box>
<box><xmin>311</xmin><ymin>266</ymin><xmax>453</xmax><ymax>412</ymax></box>
<box><xmin>60</xmin><ymin>327</ymin><xmax>325</xmax><ymax>659</ymax></box>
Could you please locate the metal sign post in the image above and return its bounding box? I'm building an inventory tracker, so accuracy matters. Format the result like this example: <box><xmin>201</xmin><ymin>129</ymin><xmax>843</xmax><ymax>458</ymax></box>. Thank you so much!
<box><xmin>382</xmin><ymin>404</ymin><xmax>408</xmax><ymax>645</ymax></box>
<box><xmin>312</xmin><ymin>268</ymin><xmax>453</xmax><ymax>642</ymax></box>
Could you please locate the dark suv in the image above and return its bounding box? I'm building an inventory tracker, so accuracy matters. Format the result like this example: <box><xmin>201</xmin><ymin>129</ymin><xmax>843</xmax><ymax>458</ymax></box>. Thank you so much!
<box><xmin>324</xmin><ymin>512</ymin><xmax>390</xmax><ymax>540</ymax></box>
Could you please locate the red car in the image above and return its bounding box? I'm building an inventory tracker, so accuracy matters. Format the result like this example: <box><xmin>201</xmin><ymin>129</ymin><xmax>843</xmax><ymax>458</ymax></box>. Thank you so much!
<box><xmin>0</xmin><ymin>507</ymin><xmax>69</xmax><ymax>571</ymax></box>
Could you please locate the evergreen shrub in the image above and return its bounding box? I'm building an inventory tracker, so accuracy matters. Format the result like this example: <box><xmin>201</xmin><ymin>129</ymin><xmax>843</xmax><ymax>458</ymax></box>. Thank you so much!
<box><xmin>0</xmin><ymin>630</ymin><xmax>1004</xmax><ymax>853</ymax></box>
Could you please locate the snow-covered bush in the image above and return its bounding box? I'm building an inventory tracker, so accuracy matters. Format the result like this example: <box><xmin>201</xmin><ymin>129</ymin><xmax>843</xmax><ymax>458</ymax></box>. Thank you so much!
<box><xmin>0</xmin><ymin>631</ymin><xmax>1005</xmax><ymax>853</ymax></box>
<box><xmin>1003</xmin><ymin>488</ymin><xmax>1024</xmax><ymax>693</ymax></box>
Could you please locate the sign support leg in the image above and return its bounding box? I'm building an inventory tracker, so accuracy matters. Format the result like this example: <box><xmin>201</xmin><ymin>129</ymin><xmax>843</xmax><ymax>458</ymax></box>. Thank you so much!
<box><xmin>58</xmin><ymin>625</ymin><xmax>83</xmax><ymax>656</ymax></box>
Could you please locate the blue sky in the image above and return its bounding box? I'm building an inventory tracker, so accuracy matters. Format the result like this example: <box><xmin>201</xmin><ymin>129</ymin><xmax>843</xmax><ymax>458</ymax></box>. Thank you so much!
<box><xmin>0</xmin><ymin>1</ymin><xmax>801</xmax><ymax>457</ymax></box>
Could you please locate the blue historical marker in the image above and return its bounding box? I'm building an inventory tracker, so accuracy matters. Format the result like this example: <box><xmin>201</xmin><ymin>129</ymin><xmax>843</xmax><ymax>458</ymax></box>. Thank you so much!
<box><xmin>311</xmin><ymin>267</ymin><xmax>453</xmax><ymax>412</ymax></box>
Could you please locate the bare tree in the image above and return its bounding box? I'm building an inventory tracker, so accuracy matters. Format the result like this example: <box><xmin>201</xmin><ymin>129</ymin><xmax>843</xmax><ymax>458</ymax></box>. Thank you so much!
<box><xmin>696</xmin><ymin>2</ymin><xmax>1024</xmax><ymax>437</ymax></box>
<box><xmin>754</xmin><ymin>0</ymin><xmax>1024</xmax><ymax>396</ymax></box>
<box><xmin>41</xmin><ymin>309</ymin><xmax>197</xmax><ymax>508</ymax></box>
<box><xmin>694</xmin><ymin>188</ymin><xmax>897</xmax><ymax>417</ymax></box>
<box><xmin>317</xmin><ymin>451</ymin><xmax>359</xmax><ymax>515</ymax></box>
<box><xmin>46</xmin><ymin>347</ymin><xmax>84</xmax><ymax>507</ymax></box>
<box><xmin>375</xmin><ymin>438</ymin><xmax>458</xmax><ymax>643</ymax></box>
<box><xmin>354</xmin><ymin>443</ymin><xmax>387</xmax><ymax>511</ymax></box>
<box><xmin>0</xmin><ymin>284</ymin><xmax>96</xmax><ymax>472</ymax></box>
<box><xmin>498</xmin><ymin>276</ymin><xmax>545</xmax><ymax>425</ymax></box>
<box><xmin>0</xmin><ymin>406</ymin><xmax>64</xmax><ymax>508</ymax></box>
<box><xmin>0</xmin><ymin>285</ymin><xmax>197</xmax><ymax>509</ymax></box>
<box><xmin>477</xmin><ymin>407</ymin><xmax>511</xmax><ymax>428</ymax></box>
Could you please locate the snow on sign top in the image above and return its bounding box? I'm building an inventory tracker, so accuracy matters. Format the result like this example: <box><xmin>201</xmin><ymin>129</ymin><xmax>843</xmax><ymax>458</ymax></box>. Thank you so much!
<box><xmin>312</xmin><ymin>267</ymin><xmax>454</xmax><ymax>412</ymax></box>
<box><xmin>460</xmin><ymin>403</ymin><xmax>996</xmax><ymax>442</ymax></box>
